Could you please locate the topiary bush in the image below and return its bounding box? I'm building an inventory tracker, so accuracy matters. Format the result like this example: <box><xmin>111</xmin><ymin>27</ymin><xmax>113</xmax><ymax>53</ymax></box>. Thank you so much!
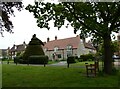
<box><xmin>67</xmin><ymin>56</ymin><xmax>76</xmax><ymax>64</ymax></box>
<box><xmin>67</xmin><ymin>56</ymin><xmax>76</xmax><ymax>68</ymax></box>
<box><xmin>21</xmin><ymin>34</ymin><xmax>46</xmax><ymax>64</ymax></box>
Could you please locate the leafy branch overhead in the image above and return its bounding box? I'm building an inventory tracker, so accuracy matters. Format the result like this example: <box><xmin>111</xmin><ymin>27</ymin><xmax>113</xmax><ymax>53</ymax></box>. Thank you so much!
<box><xmin>26</xmin><ymin>2</ymin><xmax>120</xmax><ymax>38</ymax></box>
<box><xmin>0</xmin><ymin>2</ymin><xmax>23</xmax><ymax>36</ymax></box>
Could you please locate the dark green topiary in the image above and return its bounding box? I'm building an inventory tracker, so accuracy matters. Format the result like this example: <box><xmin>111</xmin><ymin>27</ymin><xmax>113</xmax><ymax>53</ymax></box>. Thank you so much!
<box><xmin>22</xmin><ymin>34</ymin><xmax>45</xmax><ymax>63</ymax></box>
<box><xmin>67</xmin><ymin>56</ymin><xmax>76</xmax><ymax>68</ymax></box>
<box><xmin>67</xmin><ymin>56</ymin><xmax>76</xmax><ymax>64</ymax></box>
<box><xmin>28</xmin><ymin>55</ymin><xmax>48</xmax><ymax>65</ymax></box>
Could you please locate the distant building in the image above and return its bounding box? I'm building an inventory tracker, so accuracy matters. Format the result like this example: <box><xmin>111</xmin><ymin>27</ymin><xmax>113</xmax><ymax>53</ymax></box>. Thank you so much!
<box><xmin>0</xmin><ymin>49</ymin><xmax>8</xmax><ymax>58</ymax></box>
<box><xmin>43</xmin><ymin>35</ymin><xmax>96</xmax><ymax>60</ymax></box>
<box><xmin>9</xmin><ymin>41</ymin><xmax>27</xmax><ymax>59</ymax></box>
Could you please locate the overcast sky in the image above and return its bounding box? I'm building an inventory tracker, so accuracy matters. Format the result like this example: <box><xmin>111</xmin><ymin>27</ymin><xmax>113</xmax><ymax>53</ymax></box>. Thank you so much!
<box><xmin>0</xmin><ymin>0</ymin><xmax>119</xmax><ymax>49</ymax></box>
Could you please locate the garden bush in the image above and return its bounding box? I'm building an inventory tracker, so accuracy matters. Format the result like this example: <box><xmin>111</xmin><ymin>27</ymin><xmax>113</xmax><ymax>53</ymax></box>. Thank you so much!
<box><xmin>67</xmin><ymin>56</ymin><xmax>76</xmax><ymax>64</ymax></box>
<box><xmin>1</xmin><ymin>57</ymin><xmax>8</xmax><ymax>61</ymax></box>
<box><xmin>78</xmin><ymin>58</ymin><xmax>83</xmax><ymax>62</ymax></box>
<box><xmin>28</xmin><ymin>55</ymin><xmax>48</xmax><ymax>64</ymax></box>
<box><xmin>14</xmin><ymin>57</ymin><xmax>19</xmax><ymax>63</ymax></box>
<box><xmin>80</xmin><ymin>54</ymin><xmax>95</xmax><ymax>61</ymax></box>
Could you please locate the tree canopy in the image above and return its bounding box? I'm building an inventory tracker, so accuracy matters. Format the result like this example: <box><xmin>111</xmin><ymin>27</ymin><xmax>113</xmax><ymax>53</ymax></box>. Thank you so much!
<box><xmin>0</xmin><ymin>2</ymin><xmax>23</xmax><ymax>36</ymax></box>
<box><xmin>26</xmin><ymin>1</ymin><xmax>120</xmax><ymax>74</ymax></box>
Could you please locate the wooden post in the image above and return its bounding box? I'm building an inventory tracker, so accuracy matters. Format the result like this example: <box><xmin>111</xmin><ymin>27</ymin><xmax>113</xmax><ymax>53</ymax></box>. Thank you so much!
<box><xmin>67</xmin><ymin>63</ymin><xmax>69</xmax><ymax>68</ymax></box>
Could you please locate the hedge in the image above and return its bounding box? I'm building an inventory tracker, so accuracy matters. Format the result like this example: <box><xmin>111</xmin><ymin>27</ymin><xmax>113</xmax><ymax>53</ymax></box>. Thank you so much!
<box><xmin>67</xmin><ymin>56</ymin><xmax>76</xmax><ymax>64</ymax></box>
<box><xmin>80</xmin><ymin>54</ymin><xmax>95</xmax><ymax>61</ymax></box>
<box><xmin>28</xmin><ymin>55</ymin><xmax>48</xmax><ymax>65</ymax></box>
<box><xmin>67</xmin><ymin>56</ymin><xmax>76</xmax><ymax>68</ymax></box>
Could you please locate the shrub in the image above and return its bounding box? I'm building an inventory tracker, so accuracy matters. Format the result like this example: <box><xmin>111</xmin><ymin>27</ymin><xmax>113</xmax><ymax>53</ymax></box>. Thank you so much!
<box><xmin>77</xmin><ymin>58</ymin><xmax>83</xmax><ymax>62</ymax></box>
<box><xmin>88</xmin><ymin>59</ymin><xmax>92</xmax><ymax>61</ymax></box>
<box><xmin>2</xmin><ymin>57</ymin><xmax>8</xmax><ymax>61</ymax></box>
<box><xmin>67</xmin><ymin>56</ymin><xmax>76</xmax><ymax>64</ymax></box>
<box><xmin>28</xmin><ymin>55</ymin><xmax>48</xmax><ymax>64</ymax></box>
<box><xmin>80</xmin><ymin>54</ymin><xmax>94</xmax><ymax>61</ymax></box>
<box><xmin>60</xmin><ymin>59</ymin><xmax>67</xmax><ymax>61</ymax></box>
<box><xmin>14</xmin><ymin>57</ymin><xmax>19</xmax><ymax>63</ymax></box>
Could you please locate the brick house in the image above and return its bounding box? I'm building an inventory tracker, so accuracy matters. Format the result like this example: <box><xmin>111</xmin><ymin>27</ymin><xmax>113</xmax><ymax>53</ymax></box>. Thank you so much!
<box><xmin>43</xmin><ymin>35</ymin><xmax>96</xmax><ymax>60</ymax></box>
<box><xmin>9</xmin><ymin>41</ymin><xmax>27</xmax><ymax>59</ymax></box>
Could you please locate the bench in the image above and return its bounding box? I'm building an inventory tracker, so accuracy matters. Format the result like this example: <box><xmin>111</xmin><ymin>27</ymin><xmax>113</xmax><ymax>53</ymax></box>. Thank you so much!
<box><xmin>85</xmin><ymin>61</ymin><xmax>99</xmax><ymax>77</ymax></box>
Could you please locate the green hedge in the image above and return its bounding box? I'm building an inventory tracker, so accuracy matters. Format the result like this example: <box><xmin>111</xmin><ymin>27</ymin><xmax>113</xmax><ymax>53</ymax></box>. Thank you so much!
<box><xmin>14</xmin><ymin>57</ymin><xmax>27</xmax><ymax>64</ymax></box>
<box><xmin>28</xmin><ymin>55</ymin><xmax>48</xmax><ymax>64</ymax></box>
<box><xmin>80</xmin><ymin>54</ymin><xmax>94</xmax><ymax>61</ymax></box>
<box><xmin>14</xmin><ymin>57</ymin><xmax>19</xmax><ymax>63</ymax></box>
<box><xmin>67</xmin><ymin>56</ymin><xmax>76</xmax><ymax>64</ymax></box>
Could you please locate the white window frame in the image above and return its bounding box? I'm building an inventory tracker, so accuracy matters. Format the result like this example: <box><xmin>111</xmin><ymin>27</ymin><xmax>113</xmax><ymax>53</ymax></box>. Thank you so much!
<box><xmin>54</xmin><ymin>47</ymin><xmax>59</xmax><ymax>52</ymax></box>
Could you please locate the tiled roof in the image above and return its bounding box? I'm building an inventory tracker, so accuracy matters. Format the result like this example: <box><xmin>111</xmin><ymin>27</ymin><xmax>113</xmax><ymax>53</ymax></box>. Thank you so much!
<box><xmin>44</xmin><ymin>36</ymin><xmax>80</xmax><ymax>51</ymax></box>
<box><xmin>16</xmin><ymin>44</ymin><xmax>26</xmax><ymax>51</ymax></box>
<box><xmin>10</xmin><ymin>43</ymin><xmax>27</xmax><ymax>52</ymax></box>
<box><xmin>84</xmin><ymin>43</ymin><xmax>96</xmax><ymax>50</ymax></box>
<box><xmin>10</xmin><ymin>46</ymin><xmax>16</xmax><ymax>52</ymax></box>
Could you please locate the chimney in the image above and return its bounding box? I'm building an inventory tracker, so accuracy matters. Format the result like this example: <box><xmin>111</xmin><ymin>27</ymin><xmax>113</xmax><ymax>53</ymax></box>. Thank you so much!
<box><xmin>47</xmin><ymin>37</ymin><xmax>50</xmax><ymax>42</ymax></box>
<box><xmin>23</xmin><ymin>41</ymin><xmax>26</xmax><ymax>45</ymax></box>
<box><xmin>55</xmin><ymin>36</ymin><xmax>57</xmax><ymax>40</ymax></box>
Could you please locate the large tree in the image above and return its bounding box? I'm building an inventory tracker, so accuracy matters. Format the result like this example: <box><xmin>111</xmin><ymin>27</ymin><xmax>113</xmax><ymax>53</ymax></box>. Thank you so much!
<box><xmin>26</xmin><ymin>2</ymin><xmax>120</xmax><ymax>74</ymax></box>
<box><xmin>0</xmin><ymin>2</ymin><xmax>23</xmax><ymax>36</ymax></box>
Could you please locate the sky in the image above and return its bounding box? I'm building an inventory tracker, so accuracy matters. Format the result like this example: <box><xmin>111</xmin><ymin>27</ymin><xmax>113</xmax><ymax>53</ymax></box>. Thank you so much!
<box><xmin>0</xmin><ymin>0</ymin><xmax>80</xmax><ymax>49</ymax></box>
<box><xmin>0</xmin><ymin>0</ymin><xmax>119</xmax><ymax>49</ymax></box>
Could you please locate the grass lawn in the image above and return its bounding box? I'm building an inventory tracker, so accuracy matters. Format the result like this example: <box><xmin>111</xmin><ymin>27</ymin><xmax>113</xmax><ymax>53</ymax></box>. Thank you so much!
<box><xmin>2</xmin><ymin>62</ymin><xmax>119</xmax><ymax>88</ymax></box>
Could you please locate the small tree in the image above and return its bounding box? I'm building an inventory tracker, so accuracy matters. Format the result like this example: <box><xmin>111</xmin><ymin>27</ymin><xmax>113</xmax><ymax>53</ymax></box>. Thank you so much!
<box><xmin>22</xmin><ymin>34</ymin><xmax>45</xmax><ymax>64</ymax></box>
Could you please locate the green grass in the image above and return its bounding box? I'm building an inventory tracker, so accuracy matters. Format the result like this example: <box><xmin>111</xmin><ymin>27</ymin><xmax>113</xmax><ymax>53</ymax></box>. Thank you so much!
<box><xmin>2</xmin><ymin>63</ymin><xmax>119</xmax><ymax>88</ymax></box>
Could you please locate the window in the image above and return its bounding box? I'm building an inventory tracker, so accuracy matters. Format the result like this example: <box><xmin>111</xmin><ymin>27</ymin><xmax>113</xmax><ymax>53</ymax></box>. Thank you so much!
<box><xmin>66</xmin><ymin>45</ymin><xmax>72</xmax><ymax>57</ymax></box>
<box><xmin>58</xmin><ymin>54</ymin><xmax>61</xmax><ymax>58</ymax></box>
<box><xmin>67</xmin><ymin>45</ymin><xmax>72</xmax><ymax>51</ymax></box>
<box><xmin>54</xmin><ymin>47</ymin><xmax>58</xmax><ymax>52</ymax></box>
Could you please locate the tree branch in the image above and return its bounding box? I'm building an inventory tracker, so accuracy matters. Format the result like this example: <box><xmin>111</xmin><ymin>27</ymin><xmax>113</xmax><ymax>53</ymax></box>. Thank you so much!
<box><xmin>64</xmin><ymin>3</ymin><xmax>102</xmax><ymax>36</ymax></box>
<box><xmin>110</xmin><ymin>4</ymin><xmax>120</xmax><ymax>31</ymax></box>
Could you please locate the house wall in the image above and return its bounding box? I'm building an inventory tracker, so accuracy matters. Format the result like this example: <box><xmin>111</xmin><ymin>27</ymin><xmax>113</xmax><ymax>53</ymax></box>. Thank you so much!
<box><xmin>77</xmin><ymin>40</ymin><xmax>85</xmax><ymax>57</ymax></box>
<box><xmin>77</xmin><ymin>40</ymin><xmax>91</xmax><ymax>56</ymax></box>
<box><xmin>77</xmin><ymin>40</ymin><xmax>96</xmax><ymax>57</ymax></box>
<box><xmin>44</xmin><ymin>48</ymin><xmax>78</xmax><ymax>60</ymax></box>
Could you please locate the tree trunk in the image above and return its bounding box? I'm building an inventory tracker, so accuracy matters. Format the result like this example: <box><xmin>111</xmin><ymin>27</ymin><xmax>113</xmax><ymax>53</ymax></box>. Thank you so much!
<box><xmin>103</xmin><ymin>34</ymin><xmax>112</xmax><ymax>74</ymax></box>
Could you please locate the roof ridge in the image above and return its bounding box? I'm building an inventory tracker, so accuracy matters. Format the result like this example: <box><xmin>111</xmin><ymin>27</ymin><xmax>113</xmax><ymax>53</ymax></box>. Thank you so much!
<box><xmin>48</xmin><ymin>36</ymin><xmax>79</xmax><ymax>42</ymax></box>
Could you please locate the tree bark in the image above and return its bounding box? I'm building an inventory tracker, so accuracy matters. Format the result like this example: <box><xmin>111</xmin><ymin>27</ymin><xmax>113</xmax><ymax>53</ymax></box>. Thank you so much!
<box><xmin>103</xmin><ymin>34</ymin><xmax>112</xmax><ymax>74</ymax></box>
